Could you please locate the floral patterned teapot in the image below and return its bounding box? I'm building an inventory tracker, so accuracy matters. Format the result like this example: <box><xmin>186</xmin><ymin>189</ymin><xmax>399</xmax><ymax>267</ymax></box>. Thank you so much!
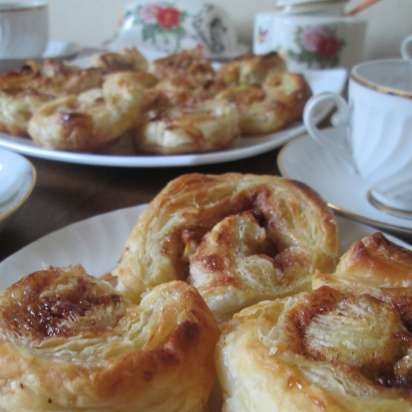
<box><xmin>108</xmin><ymin>0</ymin><xmax>247</xmax><ymax>59</ymax></box>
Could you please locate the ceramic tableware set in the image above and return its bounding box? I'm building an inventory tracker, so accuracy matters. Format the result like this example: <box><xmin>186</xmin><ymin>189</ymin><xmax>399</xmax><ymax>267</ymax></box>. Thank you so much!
<box><xmin>275</xmin><ymin>1</ymin><xmax>412</xmax><ymax>236</ymax></box>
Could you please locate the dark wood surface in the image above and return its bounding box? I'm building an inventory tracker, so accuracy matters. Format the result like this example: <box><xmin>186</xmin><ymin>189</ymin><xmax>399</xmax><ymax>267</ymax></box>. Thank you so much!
<box><xmin>0</xmin><ymin>149</ymin><xmax>281</xmax><ymax>262</ymax></box>
<box><xmin>1</xmin><ymin>147</ymin><xmax>411</xmax><ymax>263</ymax></box>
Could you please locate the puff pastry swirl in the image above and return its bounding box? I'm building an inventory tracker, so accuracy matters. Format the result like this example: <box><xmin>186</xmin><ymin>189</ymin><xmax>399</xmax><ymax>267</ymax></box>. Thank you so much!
<box><xmin>217</xmin><ymin>233</ymin><xmax>412</xmax><ymax>412</ymax></box>
<box><xmin>114</xmin><ymin>173</ymin><xmax>338</xmax><ymax>319</ymax></box>
<box><xmin>0</xmin><ymin>266</ymin><xmax>218</xmax><ymax>412</ymax></box>
<box><xmin>217</xmin><ymin>285</ymin><xmax>412</xmax><ymax>412</ymax></box>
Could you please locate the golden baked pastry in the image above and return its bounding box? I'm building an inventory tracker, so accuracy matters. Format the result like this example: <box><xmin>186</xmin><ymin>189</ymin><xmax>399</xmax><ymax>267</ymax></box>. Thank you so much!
<box><xmin>216</xmin><ymin>52</ymin><xmax>286</xmax><ymax>87</ymax></box>
<box><xmin>93</xmin><ymin>48</ymin><xmax>149</xmax><ymax>73</ymax></box>
<box><xmin>27</xmin><ymin>72</ymin><xmax>147</xmax><ymax>151</ymax></box>
<box><xmin>0</xmin><ymin>90</ymin><xmax>51</xmax><ymax>136</ymax></box>
<box><xmin>314</xmin><ymin>232</ymin><xmax>412</xmax><ymax>329</ymax></box>
<box><xmin>114</xmin><ymin>173</ymin><xmax>338</xmax><ymax>319</ymax></box>
<box><xmin>0</xmin><ymin>60</ymin><xmax>103</xmax><ymax>96</ymax></box>
<box><xmin>217</xmin><ymin>71</ymin><xmax>311</xmax><ymax>135</ymax></box>
<box><xmin>314</xmin><ymin>232</ymin><xmax>412</xmax><ymax>294</ymax></box>
<box><xmin>216</xmin><ymin>233</ymin><xmax>412</xmax><ymax>411</ymax></box>
<box><xmin>151</xmin><ymin>49</ymin><xmax>215</xmax><ymax>89</ymax></box>
<box><xmin>151</xmin><ymin>49</ymin><xmax>223</xmax><ymax>107</ymax></box>
<box><xmin>217</xmin><ymin>284</ymin><xmax>412</xmax><ymax>412</ymax></box>
<box><xmin>135</xmin><ymin>100</ymin><xmax>240</xmax><ymax>154</ymax></box>
<box><xmin>0</xmin><ymin>266</ymin><xmax>218</xmax><ymax>412</ymax></box>
<box><xmin>0</xmin><ymin>61</ymin><xmax>106</xmax><ymax>136</ymax></box>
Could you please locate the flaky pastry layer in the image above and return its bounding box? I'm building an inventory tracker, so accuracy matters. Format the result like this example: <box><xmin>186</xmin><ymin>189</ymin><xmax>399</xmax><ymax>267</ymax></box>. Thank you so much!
<box><xmin>114</xmin><ymin>173</ymin><xmax>337</xmax><ymax>320</ymax></box>
<box><xmin>0</xmin><ymin>266</ymin><xmax>218</xmax><ymax>412</ymax></box>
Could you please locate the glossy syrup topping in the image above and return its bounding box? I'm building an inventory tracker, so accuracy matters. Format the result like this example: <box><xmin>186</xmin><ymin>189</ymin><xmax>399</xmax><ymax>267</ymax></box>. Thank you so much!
<box><xmin>0</xmin><ymin>267</ymin><xmax>126</xmax><ymax>343</ymax></box>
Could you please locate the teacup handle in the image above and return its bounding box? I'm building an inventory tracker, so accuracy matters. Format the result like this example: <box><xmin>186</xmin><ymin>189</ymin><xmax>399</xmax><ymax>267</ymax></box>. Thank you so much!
<box><xmin>304</xmin><ymin>92</ymin><xmax>350</xmax><ymax>143</ymax></box>
<box><xmin>303</xmin><ymin>92</ymin><xmax>357</xmax><ymax>172</ymax></box>
<box><xmin>401</xmin><ymin>35</ymin><xmax>412</xmax><ymax>60</ymax></box>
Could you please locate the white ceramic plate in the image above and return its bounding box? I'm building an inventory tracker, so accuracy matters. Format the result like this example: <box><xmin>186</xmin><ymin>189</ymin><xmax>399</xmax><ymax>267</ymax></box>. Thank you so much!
<box><xmin>277</xmin><ymin>131</ymin><xmax>412</xmax><ymax>236</ymax></box>
<box><xmin>0</xmin><ymin>40</ymin><xmax>81</xmax><ymax>72</ymax></box>
<box><xmin>0</xmin><ymin>148</ymin><xmax>36</xmax><ymax>229</ymax></box>
<box><xmin>0</xmin><ymin>68</ymin><xmax>347</xmax><ymax>168</ymax></box>
<box><xmin>0</xmin><ymin>203</ymin><xmax>410</xmax><ymax>290</ymax></box>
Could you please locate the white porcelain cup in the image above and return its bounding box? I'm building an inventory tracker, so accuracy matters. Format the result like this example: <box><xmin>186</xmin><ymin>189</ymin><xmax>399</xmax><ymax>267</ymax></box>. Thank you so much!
<box><xmin>304</xmin><ymin>59</ymin><xmax>412</xmax><ymax>217</ymax></box>
<box><xmin>254</xmin><ymin>12</ymin><xmax>367</xmax><ymax>70</ymax></box>
<box><xmin>401</xmin><ymin>34</ymin><xmax>412</xmax><ymax>60</ymax></box>
<box><xmin>0</xmin><ymin>1</ymin><xmax>49</xmax><ymax>59</ymax></box>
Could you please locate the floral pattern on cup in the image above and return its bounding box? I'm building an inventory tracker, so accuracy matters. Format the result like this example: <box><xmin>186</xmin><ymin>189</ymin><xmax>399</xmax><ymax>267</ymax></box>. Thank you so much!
<box><xmin>288</xmin><ymin>26</ymin><xmax>345</xmax><ymax>68</ymax></box>
<box><xmin>126</xmin><ymin>2</ymin><xmax>188</xmax><ymax>52</ymax></box>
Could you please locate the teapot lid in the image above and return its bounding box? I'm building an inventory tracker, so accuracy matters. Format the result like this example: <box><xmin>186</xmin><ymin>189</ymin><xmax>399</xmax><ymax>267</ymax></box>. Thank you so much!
<box><xmin>277</xmin><ymin>0</ymin><xmax>347</xmax><ymax>5</ymax></box>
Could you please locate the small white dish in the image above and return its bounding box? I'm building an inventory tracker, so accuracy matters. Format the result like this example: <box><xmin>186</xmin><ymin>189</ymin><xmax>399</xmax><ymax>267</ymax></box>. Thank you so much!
<box><xmin>0</xmin><ymin>203</ymin><xmax>409</xmax><ymax>289</ymax></box>
<box><xmin>0</xmin><ymin>68</ymin><xmax>347</xmax><ymax>168</ymax></box>
<box><xmin>0</xmin><ymin>148</ymin><xmax>36</xmax><ymax>229</ymax></box>
<box><xmin>0</xmin><ymin>39</ymin><xmax>81</xmax><ymax>72</ymax></box>
<box><xmin>277</xmin><ymin>130</ymin><xmax>412</xmax><ymax>235</ymax></box>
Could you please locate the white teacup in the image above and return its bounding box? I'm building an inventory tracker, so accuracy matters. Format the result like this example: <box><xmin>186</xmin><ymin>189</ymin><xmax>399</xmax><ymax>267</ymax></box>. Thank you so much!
<box><xmin>401</xmin><ymin>34</ymin><xmax>412</xmax><ymax>60</ymax></box>
<box><xmin>0</xmin><ymin>1</ymin><xmax>49</xmax><ymax>59</ymax></box>
<box><xmin>304</xmin><ymin>59</ymin><xmax>412</xmax><ymax>217</ymax></box>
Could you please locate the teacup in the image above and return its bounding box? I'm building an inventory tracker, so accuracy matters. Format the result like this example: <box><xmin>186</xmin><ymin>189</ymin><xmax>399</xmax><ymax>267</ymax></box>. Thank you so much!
<box><xmin>304</xmin><ymin>59</ymin><xmax>412</xmax><ymax>217</ymax></box>
<box><xmin>0</xmin><ymin>1</ymin><xmax>49</xmax><ymax>59</ymax></box>
<box><xmin>401</xmin><ymin>34</ymin><xmax>412</xmax><ymax>60</ymax></box>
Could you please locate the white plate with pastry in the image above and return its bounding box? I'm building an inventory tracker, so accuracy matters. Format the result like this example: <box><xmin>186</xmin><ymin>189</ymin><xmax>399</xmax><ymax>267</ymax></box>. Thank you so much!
<box><xmin>1</xmin><ymin>173</ymin><xmax>412</xmax><ymax>412</ymax></box>
<box><xmin>277</xmin><ymin>131</ymin><xmax>412</xmax><ymax>236</ymax></box>
<box><xmin>0</xmin><ymin>202</ymin><xmax>409</xmax><ymax>289</ymax></box>
<box><xmin>0</xmin><ymin>68</ymin><xmax>347</xmax><ymax>168</ymax></box>
<box><xmin>0</xmin><ymin>148</ymin><xmax>36</xmax><ymax>230</ymax></box>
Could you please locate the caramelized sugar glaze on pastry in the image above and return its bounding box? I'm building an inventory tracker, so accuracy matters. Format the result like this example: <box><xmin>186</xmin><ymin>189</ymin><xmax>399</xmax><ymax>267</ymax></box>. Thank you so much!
<box><xmin>217</xmin><ymin>234</ymin><xmax>412</xmax><ymax>412</ymax></box>
<box><xmin>113</xmin><ymin>173</ymin><xmax>338</xmax><ymax>320</ymax></box>
<box><xmin>0</xmin><ymin>266</ymin><xmax>218</xmax><ymax>412</ymax></box>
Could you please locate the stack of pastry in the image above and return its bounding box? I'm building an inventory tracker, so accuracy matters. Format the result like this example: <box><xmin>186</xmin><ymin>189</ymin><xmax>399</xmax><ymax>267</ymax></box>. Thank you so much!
<box><xmin>1</xmin><ymin>173</ymin><xmax>412</xmax><ymax>411</ymax></box>
<box><xmin>0</xmin><ymin>49</ymin><xmax>311</xmax><ymax>154</ymax></box>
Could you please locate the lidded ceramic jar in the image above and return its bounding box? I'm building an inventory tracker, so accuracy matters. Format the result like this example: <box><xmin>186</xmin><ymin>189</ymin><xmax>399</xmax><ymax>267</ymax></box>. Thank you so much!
<box><xmin>254</xmin><ymin>0</ymin><xmax>366</xmax><ymax>70</ymax></box>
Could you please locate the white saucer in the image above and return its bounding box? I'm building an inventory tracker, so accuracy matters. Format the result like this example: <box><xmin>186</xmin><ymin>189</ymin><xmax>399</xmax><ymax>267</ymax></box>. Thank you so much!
<box><xmin>0</xmin><ymin>40</ymin><xmax>81</xmax><ymax>72</ymax></box>
<box><xmin>0</xmin><ymin>148</ymin><xmax>36</xmax><ymax>229</ymax></box>
<box><xmin>277</xmin><ymin>129</ymin><xmax>412</xmax><ymax>236</ymax></box>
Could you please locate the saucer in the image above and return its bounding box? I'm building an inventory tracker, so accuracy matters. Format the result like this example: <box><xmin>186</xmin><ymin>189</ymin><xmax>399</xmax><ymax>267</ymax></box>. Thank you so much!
<box><xmin>0</xmin><ymin>40</ymin><xmax>81</xmax><ymax>72</ymax></box>
<box><xmin>277</xmin><ymin>129</ymin><xmax>412</xmax><ymax>236</ymax></box>
<box><xmin>0</xmin><ymin>148</ymin><xmax>36</xmax><ymax>229</ymax></box>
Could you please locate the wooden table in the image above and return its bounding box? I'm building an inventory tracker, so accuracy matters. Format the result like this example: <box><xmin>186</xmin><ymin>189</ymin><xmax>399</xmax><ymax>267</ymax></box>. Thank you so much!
<box><xmin>1</xmin><ymin>147</ymin><xmax>411</xmax><ymax>263</ymax></box>
<box><xmin>0</xmin><ymin>149</ymin><xmax>282</xmax><ymax>262</ymax></box>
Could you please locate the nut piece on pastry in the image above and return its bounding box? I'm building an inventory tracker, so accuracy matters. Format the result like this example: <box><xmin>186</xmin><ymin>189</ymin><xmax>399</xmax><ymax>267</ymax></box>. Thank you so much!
<box><xmin>135</xmin><ymin>100</ymin><xmax>240</xmax><ymax>154</ymax></box>
<box><xmin>217</xmin><ymin>285</ymin><xmax>412</xmax><ymax>412</ymax></box>
<box><xmin>0</xmin><ymin>266</ymin><xmax>218</xmax><ymax>412</ymax></box>
<box><xmin>113</xmin><ymin>173</ymin><xmax>338</xmax><ymax>319</ymax></box>
<box><xmin>27</xmin><ymin>72</ymin><xmax>147</xmax><ymax>151</ymax></box>
<box><xmin>217</xmin><ymin>71</ymin><xmax>311</xmax><ymax>135</ymax></box>
<box><xmin>92</xmin><ymin>48</ymin><xmax>149</xmax><ymax>73</ymax></box>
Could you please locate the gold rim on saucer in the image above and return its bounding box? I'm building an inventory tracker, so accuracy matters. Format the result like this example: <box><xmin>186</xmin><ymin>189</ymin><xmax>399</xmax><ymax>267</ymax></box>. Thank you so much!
<box><xmin>367</xmin><ymin>190</ymin><xmax>412</xmax><ymax>220</ymax></box>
